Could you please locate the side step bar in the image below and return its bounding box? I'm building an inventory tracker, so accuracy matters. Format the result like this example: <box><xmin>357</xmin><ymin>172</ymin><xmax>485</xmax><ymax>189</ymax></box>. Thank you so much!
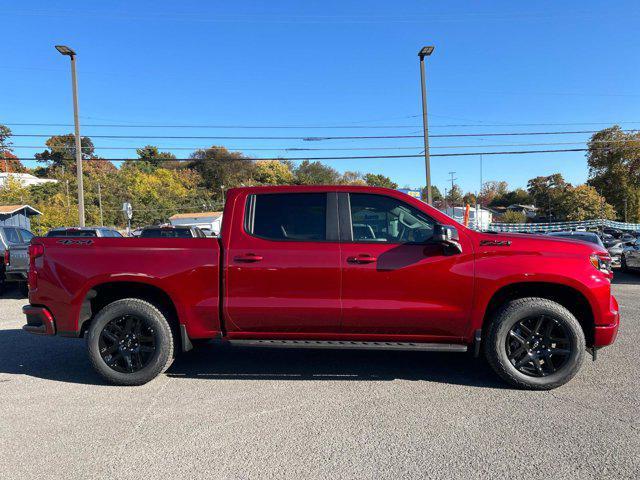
<box><xmin>227</xmin><ymin>339</ymin><xmax>467</xmax><ymax>353</ymax></box>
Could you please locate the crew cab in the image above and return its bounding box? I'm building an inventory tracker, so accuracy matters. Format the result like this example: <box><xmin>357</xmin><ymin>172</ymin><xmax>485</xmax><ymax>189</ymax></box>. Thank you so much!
<box><xmin>22</xmin><ymin>186</ymin><xmax>620</xmax><ymax>389</ymax></box>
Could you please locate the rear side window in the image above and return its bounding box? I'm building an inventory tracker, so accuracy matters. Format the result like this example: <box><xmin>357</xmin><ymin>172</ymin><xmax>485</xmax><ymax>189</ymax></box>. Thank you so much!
<box><xmin>4</xmin><ymin>228</ymin><xmax>21</xmax><ymax>244</ymax></box>
<box><xmin>247</xmin><ymin>193</ymin><xmax>327</xmax><ymax>241</ymax></box>
<box><xmin>18</xmin><ymin>229</ymin><xmax>34</xmax><ymax>242</ymax></box>
<box><xmin>140</xmin><ymin>228</ymin><xmax>193</xmax><ymax>238</ymax></box>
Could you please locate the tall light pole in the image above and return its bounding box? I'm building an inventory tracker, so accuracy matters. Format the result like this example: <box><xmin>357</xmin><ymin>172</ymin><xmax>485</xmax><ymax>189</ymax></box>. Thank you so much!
<box><xmin>418</xmin><ymin>46</ymin><xmax>435</xmax><ymax>205</ymax></box>
<box><xmin>55</xmin><ymin>45</ymin><xmax>85</xmax><ymax>227</ymax></box>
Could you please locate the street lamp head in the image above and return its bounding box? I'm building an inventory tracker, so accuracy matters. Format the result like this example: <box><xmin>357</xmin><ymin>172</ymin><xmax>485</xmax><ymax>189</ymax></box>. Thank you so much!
<box><xmin>418</xmin><ymin>46</ymin><xmax>435</xmax><ymax>58</ymax></box>
<box><xmin>55</xmin><ymin>45</ymin><xmax>76</xmax><ymax>56</ymax></box>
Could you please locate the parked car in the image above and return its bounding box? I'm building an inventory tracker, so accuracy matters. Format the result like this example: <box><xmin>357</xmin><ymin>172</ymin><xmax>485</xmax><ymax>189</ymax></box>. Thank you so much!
<box><xmin>138</xmin><ymin>225</ymin><xmax>207</xmax><ymax>238</ymax></box>
<box><xmin>0</xmin><ymin>226</ymin><xmax>34</xmax><ymax>295</ymax></box>
<box><xmin>602</xmin><ymin>227</ymin><xmax>623</xmax><ymax>238</ymax></box>
<box><xmin>547</xmin><ymin>231</ymin><xmax>606</xmax><ymax>249</ymax></box>
<box><xmin>46</xmin><ymin>227</ymin><xmax>123</xmax><ymax>238</ymax></box>
<box><xmin>23</xmin><ymin>186</ymin><xmax>619</xmax><ymax>390</ymax></box>
<box><xmin>621</xmin><ymin>239</ymin><xmax>640</xmax><ymax>272</ymax></box>
<box><xmin>607</xmin><ymin>241</ymin><xmax>625</xmax><ymax>267</ymax></box>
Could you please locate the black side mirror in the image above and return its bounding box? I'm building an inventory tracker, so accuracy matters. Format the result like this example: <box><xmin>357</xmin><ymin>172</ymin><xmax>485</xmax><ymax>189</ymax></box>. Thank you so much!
<box><xmin>432</xmin><ymin>224</ymin><xmax>462</xmax><ymax>255</ymax></box>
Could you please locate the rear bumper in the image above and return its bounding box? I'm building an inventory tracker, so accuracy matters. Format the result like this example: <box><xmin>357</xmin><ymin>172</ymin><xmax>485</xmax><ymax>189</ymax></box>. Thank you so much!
<box><xmin>22</xmin><ymin>305</ymin><xmax>56</xmax><ymax>335</ymax></box>
<box><xmin>593</xmin><ymin>295</ymin><xmax>619</xmax><ymax>347</ymax></box>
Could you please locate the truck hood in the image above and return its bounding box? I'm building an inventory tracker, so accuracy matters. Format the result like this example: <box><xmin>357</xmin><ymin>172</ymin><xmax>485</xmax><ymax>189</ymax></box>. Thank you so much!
<box><xmin>475</xmin><ymin>231</ymin><xmax>608</xmax><ymax>255</ymax></box>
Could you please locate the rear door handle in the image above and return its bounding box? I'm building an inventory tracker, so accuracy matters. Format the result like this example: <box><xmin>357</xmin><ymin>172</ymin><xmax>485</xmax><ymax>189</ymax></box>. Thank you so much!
<box><xmin>234</xmin><ymin>253</ymin><xmax>263</xmax><ymax>262</ymax></box>
<box><xmin>347</xmin><ymin>254</ymin><xmax>377</xmax><ymax>264</ymax></box>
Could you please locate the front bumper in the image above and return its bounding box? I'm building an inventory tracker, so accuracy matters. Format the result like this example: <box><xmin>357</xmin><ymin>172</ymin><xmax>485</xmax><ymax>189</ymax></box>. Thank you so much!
<box><xmin>22</xmin><ymin>305</ymin><xmax>56</xmax><ymax>335</ymax></box>
<box><xmin>593</xmin><ymin>295</ymin><xmax>619</xmax><ymax>347</ymax></box>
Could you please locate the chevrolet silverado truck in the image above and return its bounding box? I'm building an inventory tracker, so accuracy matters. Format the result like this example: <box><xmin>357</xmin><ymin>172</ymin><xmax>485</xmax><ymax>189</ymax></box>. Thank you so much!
<box><xmin>22</xmin><ymin>186</ymin><xmax>620</xmax><ymax>389</ymax></box>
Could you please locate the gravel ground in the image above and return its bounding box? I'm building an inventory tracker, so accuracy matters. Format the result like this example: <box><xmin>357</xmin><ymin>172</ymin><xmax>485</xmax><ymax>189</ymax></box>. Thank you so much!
<box><xmin>0</xmin><ymin>274</ymin><xmax>638</xmax><ymax>479</ymax></box>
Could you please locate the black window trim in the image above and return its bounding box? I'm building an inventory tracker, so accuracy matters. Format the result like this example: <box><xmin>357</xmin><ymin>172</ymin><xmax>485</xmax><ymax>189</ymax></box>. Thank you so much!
<box><xmin>340</xmin><ymin>192</ymin><xmax>437</xmax><ymax>245</ymax></box>
<box><xmin>244</xmin><ymin>192</ymin><xmax>339</xmax><ymax>243</ymax></box>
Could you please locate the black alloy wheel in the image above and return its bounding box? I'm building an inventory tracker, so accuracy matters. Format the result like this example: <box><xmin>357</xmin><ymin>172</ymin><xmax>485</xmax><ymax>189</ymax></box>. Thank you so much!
<box><xmin>506</xmin><ymin>315</ymin><xmax>571</xmax><ymax>377</ymax></box>
<box><xmin>99</xmin><ymin>314</ymin><xmax>157</xmax><ymax>373</ymax></box>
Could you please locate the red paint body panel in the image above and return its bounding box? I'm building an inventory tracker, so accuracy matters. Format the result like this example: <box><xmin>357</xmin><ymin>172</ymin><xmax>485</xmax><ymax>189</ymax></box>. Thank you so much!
<box><xmin>25</xmin><ymin>185</ymin><xmax>619</xmax><ymax>350</ymax></box>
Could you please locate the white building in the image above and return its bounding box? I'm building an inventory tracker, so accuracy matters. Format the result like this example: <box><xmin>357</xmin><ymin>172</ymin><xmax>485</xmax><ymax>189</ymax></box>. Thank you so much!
<box><xmin>169</xmin><ymin>211</ymin><xmax>223</xmax><ymax>236</ymax></box>
<box><xmin>0</xmin><ymin>172</ymin><xmax>58</xmax><ymax>189</ymax></box>
<box><xmin>442</xmin><ymin>206</ymin><xmax>493</xmax><ymax>231</ymax></box>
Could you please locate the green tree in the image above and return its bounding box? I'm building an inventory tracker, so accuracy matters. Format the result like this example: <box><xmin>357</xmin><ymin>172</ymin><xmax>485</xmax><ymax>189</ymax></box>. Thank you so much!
<box><xmin>500</xmin><ymin>210</ymin><xmax>527</xmax><ymax>223</ymax></box>
<box><xmin>491</xmin><ymin>188</ymin><xmax>532</xmax><ymax>208</ymax></box>
<box><xmin>587</xmin><ymin>126</ymin><xmax>640</xmax><ymax>222</ymax></box>
<box><xmin>478</xmin><ymin>180</ymin><xmax>509</xmax><ymax>206</ymax></box>
<box><xmin>134</xmin><ymin>145</ymin><xmax>177</xmax><ymax>171</ymax></box>
<box><xmin>445</xmin><ymin>184</ymin><xmax>463</xmax><ymax>206</ymax></box>
<box><xmin>293</xmin><ymin>160</ymin><xmax>340</xmax><ymax>184</ymax></box>
<box><xmin>189</xmin><ymin>146</ymin><xmax>256</xmax><ymax>201</ymax></box>
<box><xmin>35</xmin><ymin>134</ymin><xmax>96</xmax><ymax>171</ymax></box>
<box><xmin>527</xmin><ymin>173</ymin><xmax>568</xmax><ymax>220</ymax></box>
<box><xmin>253</xmin><ymin>160</ymin><xmax>294</xmax><ymax>184</ymax></box>
<box><xmin>364</xmin><ymin>173</ymin><xmax>398</xmax><ymax>189</ymax></box>
<box><xmin>421</xmin><ymin>185</ymin><xmax>442</xmax><ymax>202</ymax></box>
<box><xmin>555</xmin><ymin>184</ymin><xmax>616</xmax><ymax>221</ymax></box>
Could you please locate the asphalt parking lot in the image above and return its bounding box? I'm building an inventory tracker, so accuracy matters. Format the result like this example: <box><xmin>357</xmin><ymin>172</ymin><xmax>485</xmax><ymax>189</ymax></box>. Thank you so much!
<box><xmin>1</xmin><ymin>275</ymin><xmax>639</xmax><ymax>480</ymax></box>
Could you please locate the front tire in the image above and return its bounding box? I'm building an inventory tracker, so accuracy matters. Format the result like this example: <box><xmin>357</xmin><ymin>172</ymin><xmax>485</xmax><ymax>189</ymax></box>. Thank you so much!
<box><xmin>484</xmin><ymin>297</ymin><xmax>585</xmax><ymax>390</ymax></box>
<box><xmin>86</xmin><ymin>298</ymin><xmax>174</xmax><ymax>386</ymax></box>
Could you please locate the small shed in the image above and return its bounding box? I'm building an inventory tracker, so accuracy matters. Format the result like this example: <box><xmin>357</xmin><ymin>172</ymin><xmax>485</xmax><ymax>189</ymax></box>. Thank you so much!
<box><xmin>169</xmin><ymin>211</ymin><xmax>223</xmax><ymax>236</ymax></box>
<box><xmin>0</xmin><ymin>205</ymin><xmax>42</xmax><ymax>230</ymax></box>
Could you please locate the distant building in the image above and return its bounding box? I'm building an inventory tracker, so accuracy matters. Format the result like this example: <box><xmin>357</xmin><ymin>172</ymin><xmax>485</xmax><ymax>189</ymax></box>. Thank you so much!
<box><xmin>169</xmin><ymin>211</ymin><xmax>223</xmax><ymax>236</ymax></box>
<box><xmin>442</xmin><ymin>206</ymin><xmax>493</xmax><ymax>231</ymax></box>
<box><xmin>0</xmin><ymin>172</ymin><xmax>58</xmax><ymax>189</ymax></box>
<box><xmin>506</xmin><ymin>204</ymin><xmax>538</xmax><ymax>219</ymax></box>
<box><xmin>0</xmin><ymin>205</ymin><xmax>42</xmax><ymax>230</ymax></box>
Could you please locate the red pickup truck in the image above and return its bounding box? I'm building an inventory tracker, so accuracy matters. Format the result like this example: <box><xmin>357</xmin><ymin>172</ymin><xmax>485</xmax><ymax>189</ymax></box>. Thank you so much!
<box><xmin>22</xmin><ymin>185</ymin><xmax>619</xmax><ymax>389</ymax></box>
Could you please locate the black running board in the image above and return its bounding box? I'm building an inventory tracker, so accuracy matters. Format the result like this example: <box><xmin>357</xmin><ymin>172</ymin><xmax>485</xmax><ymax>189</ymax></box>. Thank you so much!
<box><xmin>227</xmin><ymin>339</ymin><xmax>467</xmax><ymax>352</ymax></box>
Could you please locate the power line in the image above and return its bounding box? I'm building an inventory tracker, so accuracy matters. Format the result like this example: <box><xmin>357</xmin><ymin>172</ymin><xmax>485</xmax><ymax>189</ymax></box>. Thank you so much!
<box><xmin>7</xmin><ymin>129</ymin><xmax>638</xmax><ymax>141</ymax></box>
<box><xmin>9</xmin><ymin>139</ymin><xmax>640</xmax><ymax>151</ymax></box>
<box><xmin>4</xmin><ymin>121</ymin><xmax>640</xmax><ymax>129</ymax></box>
<box><xmin>9</xmin><ymin>147</ymin><xmax>594</xmax><ymax>163</ymax></box>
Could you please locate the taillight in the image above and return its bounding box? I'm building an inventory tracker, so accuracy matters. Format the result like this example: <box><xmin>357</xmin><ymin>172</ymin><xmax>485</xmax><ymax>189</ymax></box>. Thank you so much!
<box><xmin>28</xmin><ymin>243</ymin><xmax>44</xmax><ymax>291</ymax></box>
<box><xmin>29</xmin><ymin>243</ymin><xmax>44</xmax><ymax>259</ymax></box>
<box><xmin>3</xmin><ymin>249</ymin><xmax>9</xmax><ymax>266</ymax></box>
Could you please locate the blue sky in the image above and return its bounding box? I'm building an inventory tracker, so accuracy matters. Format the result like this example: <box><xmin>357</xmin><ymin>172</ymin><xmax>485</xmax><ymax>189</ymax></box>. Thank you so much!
<box><xmin>2</xmin><ymin>1</ymin><xmax>639</xmax><ymax>194</ymax></box>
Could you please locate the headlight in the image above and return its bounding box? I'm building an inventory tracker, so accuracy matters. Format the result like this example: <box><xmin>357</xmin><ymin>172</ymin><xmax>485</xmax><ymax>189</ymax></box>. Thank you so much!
<box><xmin>590</xmin><ymin>253</ymin><xmax>612</xmax><ymax>276</ymax></box>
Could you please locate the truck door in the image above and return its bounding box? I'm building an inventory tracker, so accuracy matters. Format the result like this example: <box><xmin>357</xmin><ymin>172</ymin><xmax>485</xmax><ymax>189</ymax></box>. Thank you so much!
<box><xmin>338</xmin><ymin>192</ymin><xmax>474</xmax><ymax>339</ymax></box>
<box><xmin>224</xmin><ymin>192</ymin><xmax>342</xmax><ymax>335</ymax></box>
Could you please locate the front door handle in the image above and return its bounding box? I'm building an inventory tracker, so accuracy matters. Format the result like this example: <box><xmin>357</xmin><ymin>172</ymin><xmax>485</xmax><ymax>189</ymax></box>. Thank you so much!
<box><xmin>234</xmin><ymin>253</ymin><xmax>263</xmax><ymax>262</ymax></box>
<box><xmin>347</xmin><ymin>254</ymin><xmax>377</xmax><ymax>264</ymax></box>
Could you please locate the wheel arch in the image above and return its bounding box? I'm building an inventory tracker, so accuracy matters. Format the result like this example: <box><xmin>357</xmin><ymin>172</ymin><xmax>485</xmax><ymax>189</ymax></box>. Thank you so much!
<box><xmin>79</xmin><ymin>280</ymin><xmax>180</xmax><ymax>339</ymax></box>
<box><xmin>480</xmin><ymin>281</ymin><xmax>595</xmax><ymax>346</ymax></box>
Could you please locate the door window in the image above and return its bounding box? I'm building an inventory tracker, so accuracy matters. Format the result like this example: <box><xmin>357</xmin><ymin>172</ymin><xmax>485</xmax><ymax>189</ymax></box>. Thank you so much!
<box><xmin>247</xmin><ymin>193</ymin><xmax>327</xmax><ymax>241</ymax></box>
<box><xmin>4</xmin><ymin>228</ymin><xmax>21</xmax><ymax>245</ymax></box>
<box><xmin>18</xmin><ymin>229</ymin><xmax>34</xmax><ymax>242</ymax></box>
<box><xmin>349</xmin><ymin>194</ymin><xmax>435</xmax><ymax>243</ymax></box>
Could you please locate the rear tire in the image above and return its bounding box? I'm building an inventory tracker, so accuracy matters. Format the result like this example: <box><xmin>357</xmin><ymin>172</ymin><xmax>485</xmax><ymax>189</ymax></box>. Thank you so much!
<box><xmin>621</xmin><ymin>255</ymin><xmax>629</xmax><ymax>273</ymax></box>
<box><xmin>484</xmin><ymin>297</ymin><xmax>585</xmax><ymax>390</ymax></box>
<box><xmin>86</xmin><ymin>298</ymin><xmax>174</xmax><ymax>386</ymax></box>
<box><xmin>19</xmin><ymin>282</ymin><xmax>29</xmax><ymax>297</ymax></box>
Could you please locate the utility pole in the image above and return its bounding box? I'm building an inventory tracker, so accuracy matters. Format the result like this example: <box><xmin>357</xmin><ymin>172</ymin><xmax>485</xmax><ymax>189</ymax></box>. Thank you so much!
<box><xmin>448</xmin><ymin>171</ymin><xmax>457</xmax><ymax>200</ymax></box>
<box><xmin>97</xmin><ymin>183</ymin><xmax>103</xmax><ymax>226</ymax></box>
<box><xmin>479</xmin><ymin>154</ymin><xmax>483</xmax><ymax>207</ymax></box>
<box><xmin>56</xmin><ymin>45</ymin><xmax>85</xmax><ymax>227</ymax></box>
<box><xmin>418</xmin><ymin>46</ymin><xmax>435</xmax><ymax>205</ymax></box>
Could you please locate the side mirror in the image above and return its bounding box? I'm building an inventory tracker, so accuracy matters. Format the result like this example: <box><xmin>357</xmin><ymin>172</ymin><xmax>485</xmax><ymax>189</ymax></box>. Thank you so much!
<box><xmin>432</xmin><ymin>224</ymin><xmax>462</xmax><ymax>255</ymax></box>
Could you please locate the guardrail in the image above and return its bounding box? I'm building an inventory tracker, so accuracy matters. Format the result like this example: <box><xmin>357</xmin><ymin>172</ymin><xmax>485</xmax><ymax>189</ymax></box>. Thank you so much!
<box><xmin>486</xmin><ymin>219</ymin><xmax>640</xmax><ymax>233</ymax></box>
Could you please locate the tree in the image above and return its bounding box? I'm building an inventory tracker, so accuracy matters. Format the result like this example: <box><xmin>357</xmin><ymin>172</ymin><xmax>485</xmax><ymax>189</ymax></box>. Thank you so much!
<box><xmin>35</xmin><ymin>134</ymin><xmax>96</xmax><ymax>171</ymax></box>
<box><xmin>587</xmin><ymin>126</ymin><xmax>640</xmax><ymax>222</ymax></box>
<box><xmin>527</xmin><ymin>173</ymin><xmax>569</xmax><ymax>220</ymax></box>
<box><xmin>491</xmin><ymin>188</ymin><xmax>532</xmax><ymax>208</ymax></box>
<box><xmin>462</xmin><ymin>192</ymin><xmax>477</xmax><ymax>205</ymax></box>
<box><xmin>253</xmin><ymin>160</ymin><xmax>294</xmax><ymax>185</ymax></box>
<box><xmin>445</xmin><ymin>184</ymin><xmax>463</xmax><ymax>206</ymax></box>
<box><xmin>478</xmin><ymin>181</ymin><xmax>508</xmax><ymax>206</ymax></box>
<box><xmin>421</xmin><ymin>185</ymin><xmax>442</xmax><ymax>202</ymax></box>
<box><xmin>189</xmin><ymin>146</ymin><xmax>256</xmax><ymax>201</ymax></box>
<box><xmin>293</xmin><ymin>160</ymin><xmax>340</xmax><ymax>184</ymax></box>
<box><xmin>555</xmin><ymin>184</ymin><xmax>616</xmax><ymax>221</ymax></box>
<box><xmin>364</xmin><ymin>173</ymin><xmax>398</xmax><ymax>189</ymax></box>
<box><xmin>500</xmin><ymin>210</ymin><xmax>527</xmax><ymax>223</ymax></box>
<box><xmin>339</xmin><ymin>171</ymin><xmax>366</xmax><ymax>185</ymax></box>
<box><xmin>0</xmin><ymin>151</ymin><xmax>26</xmax><ymax>173</ymax></box>
<box><xmin>134</xmin><ymin>145</ymin><xmax>177</xmax><ymax>171</ymax></box>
